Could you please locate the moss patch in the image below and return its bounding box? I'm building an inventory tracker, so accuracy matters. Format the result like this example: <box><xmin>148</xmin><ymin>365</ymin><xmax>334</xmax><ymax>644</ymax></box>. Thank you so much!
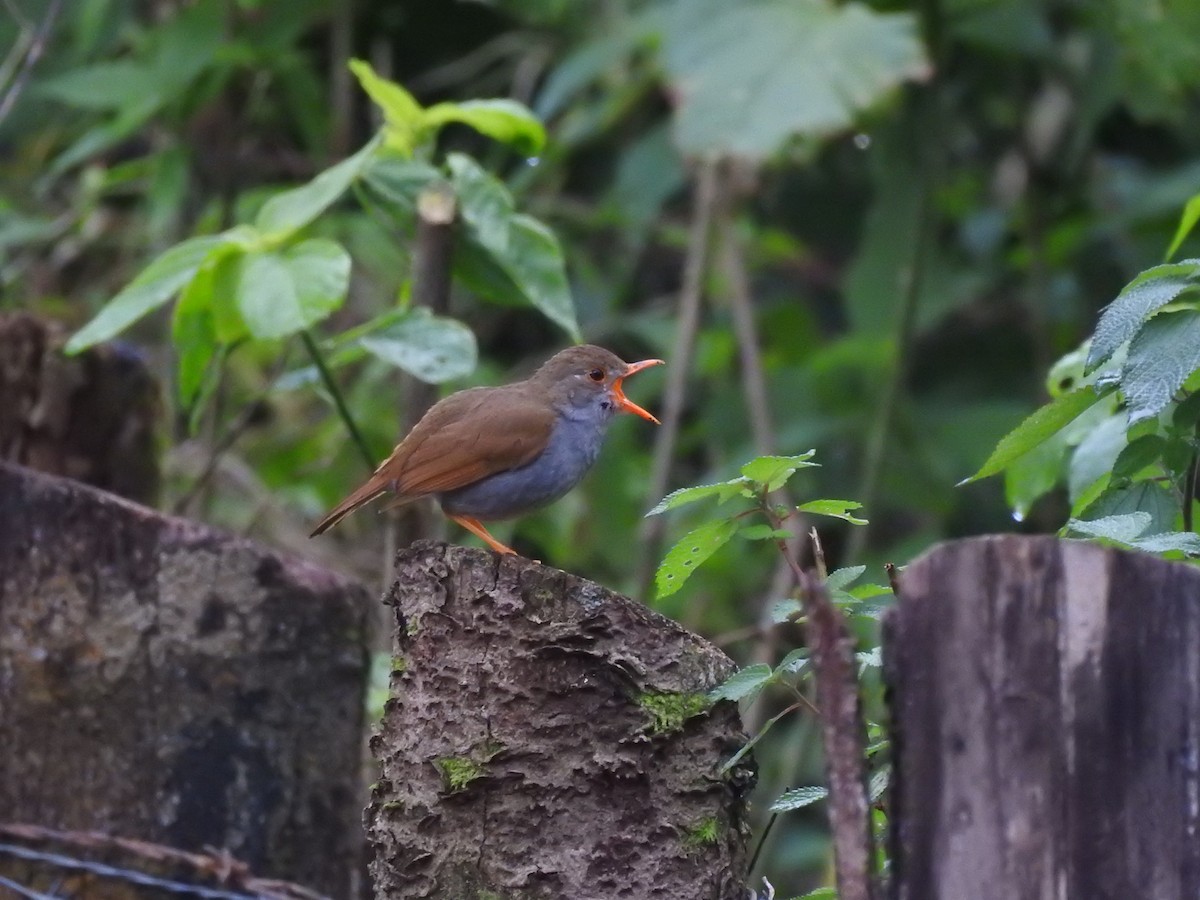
<box><xmin>637</xmin><ymin>690</ymin><xmax>711</xmax><ymax>735</ymax></box>
<box><xmin>680</xmin><ymin>816</ymin><xmax>719</xmax><ymax>852</ymax></box>
<box><xmin>436</xmin><ymin>755</ymin><xmax>485</xmax><ymax>792</ymax></box>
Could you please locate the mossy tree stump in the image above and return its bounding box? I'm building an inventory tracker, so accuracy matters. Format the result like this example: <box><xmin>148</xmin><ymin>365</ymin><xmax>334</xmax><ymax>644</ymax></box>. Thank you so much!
<box><xmin>366</xmin><ymin>542</ymin><xmax>753</xmax><ymax>899</ymax></box>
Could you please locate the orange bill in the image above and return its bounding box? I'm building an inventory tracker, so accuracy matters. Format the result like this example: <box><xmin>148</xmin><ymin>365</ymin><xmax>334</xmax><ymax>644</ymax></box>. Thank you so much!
<box><xmin>613</xmin><ymin>358</ymin><xmax>665</xmax><ymax>424</ymax></box>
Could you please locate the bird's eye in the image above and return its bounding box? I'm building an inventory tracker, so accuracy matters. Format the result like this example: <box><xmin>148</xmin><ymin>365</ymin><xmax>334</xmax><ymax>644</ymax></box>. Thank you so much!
<box><xmin>588</xmin><ymin>368</ymin><xmax>605</xmax><ymax>382</ymax></box>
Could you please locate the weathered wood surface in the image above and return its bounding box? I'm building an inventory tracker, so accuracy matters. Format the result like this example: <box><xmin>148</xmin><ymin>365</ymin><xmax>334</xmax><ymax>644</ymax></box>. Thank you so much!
<box><xmin>886</xmin><ymin>534</ymin><xmax>1200</xmax><ymax>900</ymax></box>
<box><xmin>0</xmin><ymin>462</ymin><xmax>370</xmax><ymax>897</ymax></box>
<box><xmin>366</xmin><ymin>541</ymin><xmax>753</xmax><ymax>900</ymax></box>
<box><xmin>0</xmin><ymin>312</ymin><xmax>159</xmax><ymax>505</ymax></box>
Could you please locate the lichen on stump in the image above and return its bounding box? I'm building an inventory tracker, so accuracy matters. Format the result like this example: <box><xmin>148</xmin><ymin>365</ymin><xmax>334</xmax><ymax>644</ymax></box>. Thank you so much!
<box><xmin>367</xmin><ymin>541</ymin><xmax>753</xmax><ymax>900</ymax></box>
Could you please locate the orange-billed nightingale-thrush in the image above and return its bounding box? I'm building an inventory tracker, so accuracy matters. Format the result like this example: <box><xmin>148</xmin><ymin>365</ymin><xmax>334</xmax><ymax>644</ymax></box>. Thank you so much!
<box><xmin>310</xmin><ymin>345</ymin><xmax>664</xmax><ymax>554</ymax></box>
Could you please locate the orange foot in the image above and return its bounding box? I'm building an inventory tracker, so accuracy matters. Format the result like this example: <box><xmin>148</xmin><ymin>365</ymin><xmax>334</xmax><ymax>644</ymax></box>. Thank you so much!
<box><xmin>448</xmin><ymin>514</ymin><xmax>517</xmax><ymax>555</ymax></box>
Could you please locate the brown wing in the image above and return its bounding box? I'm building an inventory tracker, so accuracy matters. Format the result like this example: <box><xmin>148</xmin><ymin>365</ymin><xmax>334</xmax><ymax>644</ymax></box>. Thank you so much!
<box><xmin>310</xmin><ymin>385</ymin><xmax>554</xmax><ymax>537</ymax></box>
<box><xmin>387</xmin><ymin>385</ymin><xmax>554</xmax><ymax>495</ymax></box>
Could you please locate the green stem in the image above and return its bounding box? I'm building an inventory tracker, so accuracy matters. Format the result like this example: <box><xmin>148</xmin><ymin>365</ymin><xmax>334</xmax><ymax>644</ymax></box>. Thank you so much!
<box><xmin>301</xmin><ymin>329</ymin><xmax>377</xmax><ymax>470</ymax></box>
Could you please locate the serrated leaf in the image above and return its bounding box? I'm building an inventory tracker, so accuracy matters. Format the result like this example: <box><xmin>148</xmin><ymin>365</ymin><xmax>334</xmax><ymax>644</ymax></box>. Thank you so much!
<box><xmin>1166</xmin><ymin>194</ymin><xmax>1200</xmax><ymax>261</ymax></box>
<box><xmin>66</xmin><ymin>235</ymin><xmax>229</xmax><ymax>353</ymax></box>
<box><xmin>645</xmin><ymin>481</ymin><xmax>743</xmax><ymax>516</ymax></box>
<box><xmin>655</xmin><ymin>518</ymin><xmax>738</xmax><ymax>598</ymax></box>
<box><xmin>1067</xmin><ymin>512</ymin><xmax>1152</xmax><ymax>544</ymax></box>
<box><xmin>1112</xmin><ymin>434</ymin><xmax>1167</xmax><ymax>480</ymax></box>
<box><xmin>1121</xmin><ymin>309</ymin><xmax>1200</xmax><ymax>424</ymax></box>
<box><xmin>770</xmin><ymin>598</ymin><xmax>803</xmax><ymax>623</ymax></box>
<box><xmin>708</xmin><ymin>663</ymin><xmax>774</xmax><ymax>702</ymax></box>
<box><xmin>423</xmin><ymin>99</ymin><xmax>546</xmax><ymax>156</ymax></box>
<box><xmin>359</xmin><ymin>310</ymin><xmax>477</xmax><ymax>383</ymax></box>
<box><xmin>769</xmin><ymin>785</ymin><xmax>828</xmax><ymax>813</ymax></box>
<box><xmin>740</xmin><ymin>452</ymin><xmax>818</xmax><ymax>491</ymax></box>
<box><xmin>234</xmin><ymin>239</ymin><xmax>350</xmax><ymax>340</ymax></box>
<box><xmin>1079</xmin><ymin>481</ymin><xmax>1180</xmax><ymax>536</ymax></box>
<box><xmin>663</xmin><ymin>0</ymin><xmax>928</xmax><ymax>158</ymax></box>
<box><xmin>777</xmin><ymin>648</ymin><xmax>809</xmax><ymax>675</ymax></box>
<box><xmin>849</xmin><ymin>583</ymin><xmax>892</xmax><ymax>601</ymax></box>
<box><xmin>256</xmin><ymin>137</ymin><xmax>379</xmax><ymax>237</ymax></box>
<box><xmin>1130</xmin><ymin>531</ymin><xmax>1200</xmax><ymax>555</ymax></box>
<box><xmin>799</xmin><ymin>499</ymin><xmax>868</xmax><ymax>525</ymax></box>
<box><xmin>962</xmin><ymin>387</ymin><xmax>1105</xmax><ymax>483</ymax></box>
<box><xmin>1087</xmin><ymin>260</ymin><xmax>1200</xmax><ymax>371</ymax></box>
<box><xmin>826</xmin><ymin>566</ymin><xmax>867</xmax><ymax>591</ymax></box>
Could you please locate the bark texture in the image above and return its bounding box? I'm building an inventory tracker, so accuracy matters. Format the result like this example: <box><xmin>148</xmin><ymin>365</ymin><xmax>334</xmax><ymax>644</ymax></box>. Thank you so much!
<box><xmin>886</xmin><ymin>534</ymin><xmax>1200</xmax><ymax>900</ymax></box>
<box><xmin>0</xmin><ymin>312</ymin><xmax>159</xmax><ymax>505</ymax></box>
<box><xmin>367</xmin><ymin>541</ymin><xmax>753</xmax><ymax>900</ymax></box>
<box><xmin>0</xmin><ymin>462</ymin><xmax>370</xmax><ymax>897</ymax></box>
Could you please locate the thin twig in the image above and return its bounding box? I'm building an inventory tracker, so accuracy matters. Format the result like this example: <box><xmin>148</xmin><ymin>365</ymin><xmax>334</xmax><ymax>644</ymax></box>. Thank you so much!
<box><xmin>636</xmin><ymin>156</ymin><xmax>722</xmax><ymax>594</ymax></box>
<box><xmin>301</xmin><ymin>329</ymin><xmax>377</xmax><ymax>470</ymax></box>
<box><xmin>0</xmin><ymin>0</ymin><xmax>62</xmax><ymax>128</ymax></box>
<box><xmin>810</xmin><ymin>527</ymin><xmax>828</xmax><ymax>580</ymax></box>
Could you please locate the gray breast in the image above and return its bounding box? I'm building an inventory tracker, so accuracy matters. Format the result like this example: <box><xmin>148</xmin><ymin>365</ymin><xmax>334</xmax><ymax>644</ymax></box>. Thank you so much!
<box><xmin>439</xmin><ymin>413</ymin><xmax>609</xmax><ymax>520</ymax></box>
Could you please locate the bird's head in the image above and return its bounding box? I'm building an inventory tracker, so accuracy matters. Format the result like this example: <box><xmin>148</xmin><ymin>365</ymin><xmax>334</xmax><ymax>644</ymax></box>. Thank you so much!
<box><xmin>536</xmin><ymin>345</ymin><xmax>664</xmax><ymax>424</ymax></box>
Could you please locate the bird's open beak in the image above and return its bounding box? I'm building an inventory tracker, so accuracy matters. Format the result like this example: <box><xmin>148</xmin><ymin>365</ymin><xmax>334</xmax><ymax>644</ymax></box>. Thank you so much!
<box><xmin>613</xmin><ymin>358</ymin><xmax>665</xmax><ymax>424</ymax></box>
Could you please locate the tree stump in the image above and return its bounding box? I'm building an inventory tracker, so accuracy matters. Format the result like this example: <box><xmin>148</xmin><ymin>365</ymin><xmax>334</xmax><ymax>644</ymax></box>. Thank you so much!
<box><xmin>0</xmin><ymin>462</ymin><xmax>370</xmax><ymax>897</ymax></box>
<box><xmin>885</xmin><ymin>534</ymin><xmax>1200</xmax><ymax>900</ymax></box>
<box><xmin>0</xmin><ymin>312</ymin><xmax>160</xmax><ymax>505</ymax></box>
<box><xmin>366</xmin><ymin>542</ymin><xmax>753</xmax><ymax>900</ymax></box>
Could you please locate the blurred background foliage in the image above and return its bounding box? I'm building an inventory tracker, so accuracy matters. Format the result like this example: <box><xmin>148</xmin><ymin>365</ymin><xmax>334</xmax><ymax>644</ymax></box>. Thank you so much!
<box><xmin>3</xmin><ymin>0</ymin><xmax>1200</xmax><ymax>893</ymax></box>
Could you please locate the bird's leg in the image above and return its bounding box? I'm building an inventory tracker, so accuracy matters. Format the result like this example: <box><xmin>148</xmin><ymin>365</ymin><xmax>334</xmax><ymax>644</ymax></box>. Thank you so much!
<box><xmin>448</xmin><ymin>515</ymin><xmax>517</xmax><ymax>555</ymax></box>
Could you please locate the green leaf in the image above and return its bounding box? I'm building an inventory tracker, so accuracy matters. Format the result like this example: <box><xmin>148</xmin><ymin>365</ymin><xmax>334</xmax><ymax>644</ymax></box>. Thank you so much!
<box><xmin>1112</xmin><ymin>434</ymin><xmax>1167</xmax><ymax>480</ymax></box>
<box><xmin>359</xmin><ymin>309</ymin><xmax>478</xmax><ymax>383</ymax></box>
<box><xmin>448</xmin><ymin>156</ymin><xmax>580</xmax><ymax>339</ymax></box>
<box><xmin>36</xmin><ymin>60</ymin><xmax>155</xmax><ymax>111</ymax></box>
<box><xmin>1166</xmin><ymin>194</ymin><xmax>1200</xmax><ymax>261</ymax></box>
<box><xmin>962</xmin><ymin>387</ymin><xmax>1106</xmax><ymax>483</ymax></box>
<box><xmin>1121</xmin><ymin>309</ymin><xmax>1200</xmax><ymax>424</ymax></box>
<box><xmin>655</xmin><ymin>518</ymin><xmax>738</xmax><ymax>599</ymax></box>
<box><xmin>256</xmin><ymin>136</ymin><xmax>380</xmax><ymax>237</ymax></box>
<box><xmin>65</xmin><ymin>235</ymin><xmax>228</xmax><ymax>353</ymax></box>
<box><xmin>422</xmin><ymin>99</ymin><xmax>546</xmax><ymax>156</ymax></box>
<box><xmin>770</xmin><ymin>785</ymin><xmax>828</xmax><ymax>813</ymax></box>
<box><xmin>740</xmin><ymin>452</ymin><xmax>818</xmax><ymax>491</ymax></box>
<box><xmin>349</xmin><ymin>59</ymin><xmax>424</xmax><ymax>154</ymax></box>
<box><xmin>739</xmin><ymin>524</ymin><xmax>793</xmax><ymax>541</ymax></box>
<box><xmin>826</xmin><ymin>565</ymin><xmax>867</xmax><ymax>591</ymax></box>
<box><xmin>777</xmin><ymin>648</ymin><xmax>809</xmax><ymax>675</ymax></box>
<box><xmin>1086</xmin><ymin>261</ymin><xmax>1200</xmax><ymax>371</ymax></box>
<box><xmin>709</xmin><ymin>663</ymin><xmax>774</xmax><ymax>703</ymax></box>
<box><xmin>645</xmin><ymin>480</ymin><xmax>746</xmax><ymax>516</ymax></box>
<box><xmin>1078</xmin><ymin>480</ymin><xmax>1181</xmax><ymax>536</ymax></box>
<box><xmin>234</xmin><ymin>239</ymin><xmax>350</xmax><ymax>340</ymax></box>
<box><xmin>798</xmin><ymin>499</ymin><xmax>868</xmax><ymax>525</ymax></box>
<box><xmin>796</xmin><ymin>888</ymin><xmax>837</xmax><ymax>900</ymax></box>
<box><xmin>1131</xmin><ymin>531</ymin><xmax>1200</xmax><ymax>555</ymax></box>
<box><xmin>1068</xmin><ymin>512</ymin><xmax>1153</xmax><ymax>544</ymax></box>
<box><xmin>662</xmin><ymin>0</ymin><xmax>928</xmax><ymax>158</ymax></box>
<box><xmin>171</xmin><ymin>264</ymin><xmax>217</xmax><ymax>406</ymax></box>
<box><xmin>770</xmin><ymin>598</ymin><xmax>803</xmax><ymax>623</ymax></box>
<box><xmin>1067</xmin><ymin>413</ymin><xmax>1127</xmax><ymax>503</ymax></box>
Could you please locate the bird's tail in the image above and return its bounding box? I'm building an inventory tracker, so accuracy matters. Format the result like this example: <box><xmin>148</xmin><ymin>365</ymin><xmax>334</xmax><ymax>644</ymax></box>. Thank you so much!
<box><xmin>309</xmin><ymin>478</ymin><xmax>390</xmax><ymax>537</ymax></box>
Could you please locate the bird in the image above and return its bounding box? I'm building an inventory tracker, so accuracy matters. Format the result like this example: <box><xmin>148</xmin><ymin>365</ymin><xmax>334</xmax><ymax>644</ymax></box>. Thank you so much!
<box><xmin>310</xmin><ymin>345</ymin><xmax>664</xmax><ymax>555</ymax></box>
